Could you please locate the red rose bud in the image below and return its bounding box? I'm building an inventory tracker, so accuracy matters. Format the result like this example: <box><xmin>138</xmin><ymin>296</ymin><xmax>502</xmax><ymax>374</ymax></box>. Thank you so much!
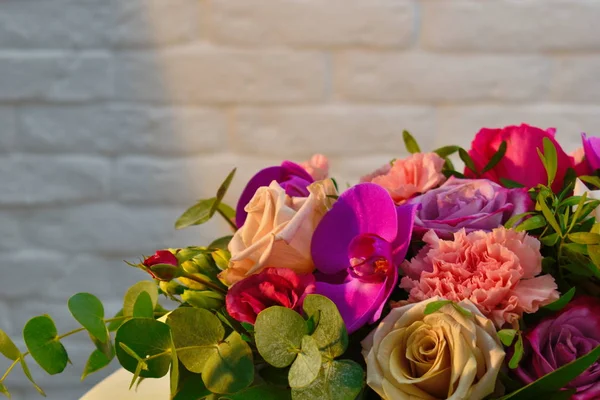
<box><xmin>225</xmin><ymin>267</ymin><xmax>316</xmax><ymax>325</ymax></box>
<box><xmin>143</xmin><ymin>250</ymin><xmax>180</xmax><ymax>281</ymax></box>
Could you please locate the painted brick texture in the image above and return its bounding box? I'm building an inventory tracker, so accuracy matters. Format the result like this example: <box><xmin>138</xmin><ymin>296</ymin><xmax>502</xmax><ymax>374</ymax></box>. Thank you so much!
<box><xmin>0</xmin><ymin>0</ymin><xmax>597</xmax><ymax>398</ymax></box>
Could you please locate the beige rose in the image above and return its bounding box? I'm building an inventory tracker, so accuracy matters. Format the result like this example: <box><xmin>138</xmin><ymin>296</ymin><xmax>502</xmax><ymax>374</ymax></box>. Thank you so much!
<box><xmin>219</xmin><ymin>179</ymin><xmax>336</xmax><ymax>285</ymax></box>
<box><xmin>362</xmin><ymin>297</ymin><xmax>505</xmax><ymax>400</ymax></box>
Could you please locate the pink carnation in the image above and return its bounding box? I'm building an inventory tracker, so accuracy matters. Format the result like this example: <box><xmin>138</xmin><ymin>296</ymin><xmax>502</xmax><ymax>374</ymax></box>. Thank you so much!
<box><xmin>300</xmin><ymin>154</ymin><xmax>329</xmax><ymax>181</ymax></box>
<box><xmin>400</xmin><ymin>227</ymin><xmax>559</xmax><ymax>328</ymax></box>
<box><xmin>360</xmin><ymin>153</ymin><xmax>445</xmax><ymax>203</ymax></box>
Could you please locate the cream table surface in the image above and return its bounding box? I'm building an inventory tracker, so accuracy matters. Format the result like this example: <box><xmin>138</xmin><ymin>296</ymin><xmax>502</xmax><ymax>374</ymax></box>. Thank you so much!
<box><xmin>80</xmin><ymin>368</ymin><xmax>169</xmax><ymax>400</ymax></box>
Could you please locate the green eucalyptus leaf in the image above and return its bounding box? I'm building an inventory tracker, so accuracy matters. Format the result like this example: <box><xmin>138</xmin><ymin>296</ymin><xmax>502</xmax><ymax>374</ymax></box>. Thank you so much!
<box><xmin>19</xmin><ymin>358</ymin><xmax>45</xmax><ymax>396</ymax></box>
<box><xmin>0</xmin><ymin>329</ymin><xmax>20</xmax><ymax>361</ymax></box>
<box><xmin>543</xmin><ymin>287</ymin><xmax>576</xmax><ymax>311</ymax></box>
<box><xmin>123</xmin><ymin>281</ymin><xmax>158</xmax><ymax>317</ymax></box>
<box><xmin>568</xmin><ymin>232</ymin><xmax>600</xmax><ymax>245</ymax></box>
<box><xmin>23</xmin><ymin>315</ymin><xmax>68</xmax><ymax>375</ymax></box>
<box><xmin>255</xmin><ymin>307</ymin><xmax>308</xmax><ymax>368</ymax></box>
<box><xmin>172</xmin><ymin>369</ymin><xmax>211</xmax><ymax>400</ymax></box>
<box><xmin>291</xmin><ymin>360</ymin><xmax>364</xmax><ymax>400</ymax></box>
<box><xmin>115</xmin><ymin>319</ymin><xmax>172</xmax><ymax>378</ymax></box>
<box><xmin>202</xmin><ymin>331</ymin><xmax>254</xmax><ymax>394</ymax></box>
<box><xmin>81</xmin><ymin>348</ymin><xmax>113</xmax><ymax>381</ymax></box>
<box><xmin>107</xmin><ymin>309</ymin><xmax>125</xmax><ymax>332</ymax></box>
<box><xmin>481</xmin><ymin>141</ymin><xmax>507</xmax><ymax>174</ymax></box>
<box><xmin>498</xmin><ymin>329</ymin><xmax>517</xmax><ymax>347</ymax></box>
<box><xmin>133</xmin><ymin>291</ymin><xmax>154</xmax><ymax>318</ymax></box>
<box><xmin>170</xmin><ymin>332</ymin><xmax>179</xmax><ymax>399</ymax></box>
<box><xmin>288</xmin><ymin>336</ymin><xmax>322</xmax><ymax>389</ymax></box>
<box><xmin>423</xmin><ymin>300</ymin><xmax>452</xmax><ymax>315</ymax></box>
<box><xmin>402</xmin><ymin>130</ymin><xmax>420</xmax><ymax>154</ymax></box>
<box><xmin>166</xmin><ymin>307</ymin><xmax>225</xmax><ymax>373</ymax></box>
<box><xmin>175</xmin><ymin>198</ymin><xmax>218</xmax><ymax>230</ymax></box>
<box><xmin>218</xmin><ymin>384</ymin><xmax>292</xmax><ymax>400</ymax></box>
<box><xmin>302</xmin><ymin>295</ymin><xmax>348</xmax><ymax>359</ymax></box>
<box><xmin>68</xmin><ymin>293</ymin><xmax>109</xmax><ymax>343</ymax></box>
<box><xmin>498</xmin><ymin>345</ymin><xmax>600</xmax><ymax>400</ymax></box>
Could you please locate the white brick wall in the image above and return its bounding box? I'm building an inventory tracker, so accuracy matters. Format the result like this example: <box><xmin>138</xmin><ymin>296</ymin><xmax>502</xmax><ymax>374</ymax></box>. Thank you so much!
<box><xmin>0</xmin><ymin>0</ymin><xmax>597</xmax><ymax>398</ymax></box>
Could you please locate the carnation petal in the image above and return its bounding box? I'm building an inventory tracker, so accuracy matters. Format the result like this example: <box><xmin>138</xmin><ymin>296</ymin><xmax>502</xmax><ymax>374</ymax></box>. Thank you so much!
<box><xmin>511</xmin><ymin>275</ymin><xmax>559</xmax><ymax>315</ymax></box>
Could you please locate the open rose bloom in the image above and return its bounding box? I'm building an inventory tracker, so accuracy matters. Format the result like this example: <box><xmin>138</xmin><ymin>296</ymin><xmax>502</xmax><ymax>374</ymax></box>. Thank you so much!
<box><xmin>7</xmin><ymin>127</ymin><xmax>600</xmax><ymax>400</ymax></box>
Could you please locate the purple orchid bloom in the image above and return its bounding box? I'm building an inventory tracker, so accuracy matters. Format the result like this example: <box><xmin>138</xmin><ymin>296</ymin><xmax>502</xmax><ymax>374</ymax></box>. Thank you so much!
<box><xmin>235</xmin><ymin>161</ymin><xmax>314</xmax><ymax>227</ymax></box>
<box><xmin>311</xmin><ymin>183</ymin><xmax>418</xmax><ymax>333</ymax></box>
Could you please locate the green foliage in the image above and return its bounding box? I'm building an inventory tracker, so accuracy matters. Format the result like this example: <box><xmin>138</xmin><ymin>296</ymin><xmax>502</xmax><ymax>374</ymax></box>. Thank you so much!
<box><xmin>255</xmin><ymin>307</ymin><xmax>307</xmax><ymax>368</ymax></box>
<box><xmin>459</xmin><ymin>148</ymin><xmax>477</xmax><ymax>175</ymax></box>
<box><xmin>209</xmin><ymin>236</ymin><xmax>233</xmax><ymax>251</ymax></box>
<box><xmin>291</xmin><ymin>360</ymin><xmax>364</xmax><ymax>400</ymax></box>
<box><xmin>19</xmin><ymin>358</ymin><xmax>45</xmax><ymax>395</ymax></box>
<box><xmin>0</xmin><ymin>329</ymin><xmax>20</xmax><ymax>361</ymax></box>
<box><xmin>498</xmin><ymin>345</ymin><xmax>600</xmax><ymax>399</ymax></box>
<box><xmin>181</xmin><ymin>290</ymin><xmax>224</xmax><ymax>311</ymax></box>
<box><xmin>302</xmin><ymin>295</ymin><xmax>348</xmax><ymax>359</ymax></box>
<box><xmin>23</xmin><ymin>315</ymin><xmax>68</xmax><ymax>375</ymax></box>
<box><xmin>82</xmin><ymin>348</ymin><xmax>114</xmax><ymax>381</ymax></box>
<box><xmin>288</xmin><ymin>336</ymin><xmax>321</xmax><ymax>388</ymax></box>
<box><xmin>218</xmin><ymin>384</ymin><xmax>292</xmax><ymax>400</ymax></box>
<box><xmin>175</xmin><ymin>168</ymin><xmax>237</xmax><ymax>230</ymax></box>
<box><xmin>508</xmin><ymin>332</ymin><xmax>524</xmax><ymax>369</ymax></box>
<box><xmin>68</xmin><ymin>293</ymin><xmax>109</xmax><ymax>343</ymax></box>
<box><xmin>498</xmin><ymin>329</ymin><xmax>517</xmax><ymax>347</ymax></box>
<box><xmin>402</xmin><ymin>130</ymin><xmax>421</xmax><ymax>154</ymax></box>
<box><xmin>482</xmin><ymin>141</ymin><xmax>507</xmax><ymax>174</ymax></box>
<box><xmin>202</xmin><ymin>332</ymin><xmax>254</xmax><ymax>394</ymax></box>
<box><xmin>167</xmin><ymin>307</ymin><xmax>225</xmax><ymax>373</ymax></box>
<box><xmin>423</xmin><ymin>300</ymin><xmax>472</xmax><ymax>317</ymax></box>
<box><xmin>123</xmin><ymin>281</ymin><xmax>158</xmax><ymax>317</ymax></box>
<box><xmin>115</xmin><ymin>319</ymin><xmax>173</xmax><ymax>379</ymax></box>
<box><xmin>542</xmin><ymin>287</ymin><xmax>576</xmax><ymax>311</ymax></box>
<box><xmin>133</xmin><ymin>291</ymin><xmax>155</xmax><ymax>318</ymax></box>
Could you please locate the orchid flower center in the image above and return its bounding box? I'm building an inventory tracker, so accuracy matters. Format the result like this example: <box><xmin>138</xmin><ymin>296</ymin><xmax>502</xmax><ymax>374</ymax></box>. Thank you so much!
<box><xmin>348</xmin><ymin>234</ymin><xmax>393</xmax><ymax>283</ymax></box>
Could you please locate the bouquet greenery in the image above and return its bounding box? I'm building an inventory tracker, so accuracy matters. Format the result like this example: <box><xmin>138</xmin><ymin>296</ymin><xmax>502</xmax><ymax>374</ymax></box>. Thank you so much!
<box><xmin>2</xmin><ymin>124</ymin><xmax>600</xmax><ymax>400</ymax></box>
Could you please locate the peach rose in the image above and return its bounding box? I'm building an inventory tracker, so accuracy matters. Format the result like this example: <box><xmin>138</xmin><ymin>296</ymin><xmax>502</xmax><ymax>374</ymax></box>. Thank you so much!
<box><xmin>362</xmin><ymin>297</ymin><xmax>505</xmax><ymax>400</ymax></box>
<box><xmin>300</xmin><ymin>153</ymin><xmax>329</xmax><ymax>181</ymax></box>
<box><xmin>360</xmin><ymin>153</ymin><xmax>446</xmax><ymax>203</ymax></box>
<box><xmin>220</xmin><ymin>179</ymin><xmax>336</xmax><ymax>285</ymax></box>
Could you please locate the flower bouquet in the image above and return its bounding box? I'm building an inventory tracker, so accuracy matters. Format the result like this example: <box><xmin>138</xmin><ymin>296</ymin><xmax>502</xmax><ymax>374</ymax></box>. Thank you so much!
<box><xmin>3</xmin><ymin>124</ymin><xmax>600</xmax><ymax>400</ymax></box>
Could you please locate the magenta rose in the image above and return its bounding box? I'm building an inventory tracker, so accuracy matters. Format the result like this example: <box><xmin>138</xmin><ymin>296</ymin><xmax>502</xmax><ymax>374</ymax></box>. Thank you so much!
<box><xmin>407</xmin><ymin>177</ymin><xmax>532</xmax><ymax>238</ymax></box>
<box><xmin>225</xmin><ymin>267</ymin><xmax>316</xmax><ymax>324</ymax></box>
<box><xmin>236</xmin><ymin>161</ymin><xmax>314</xmax><ymax>227</ymax></box>
<box><xmin>515</xmin><ymin>296</ymin><xmax>600</xmax><ymax>400</ymax></box>
<box><xmin>466</xmin><ymin>124</ymin><xmax>573</xmax><ymax>192</ymax></box>
<box><xmin>143</xmin><ymin>250</ymin><xmax>178</xmax><ymax>280</ymax></box>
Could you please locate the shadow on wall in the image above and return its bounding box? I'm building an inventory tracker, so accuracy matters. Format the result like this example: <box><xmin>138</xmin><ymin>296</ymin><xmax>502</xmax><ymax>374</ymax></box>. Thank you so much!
<box><xmin>0</xmin><ymin>1</ymin><xmax>230</xmax><ymax>399</ymax></box>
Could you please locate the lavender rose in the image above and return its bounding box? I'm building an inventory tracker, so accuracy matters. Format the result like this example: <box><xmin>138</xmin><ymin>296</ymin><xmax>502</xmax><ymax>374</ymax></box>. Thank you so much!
<box><xmin>515</xmin><ymin>296</ymin><xmax>600</xmax><ymax>400</ymax></box>
<box><xmin>407</xmin><ymin>177</ymin><xmax>532</xmax><ymax>238</ymax></box>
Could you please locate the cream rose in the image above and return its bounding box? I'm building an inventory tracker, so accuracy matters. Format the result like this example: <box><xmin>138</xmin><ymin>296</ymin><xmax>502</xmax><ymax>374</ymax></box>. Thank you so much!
<box><xmin>362</xmin><ymin>297</ymin><xmax>505</xmax><ymax>400</ymax></box>
<box><xmin>219</xmin><ymin>179</ymin><xmax>336</xmax><ymax>286</ymax></box>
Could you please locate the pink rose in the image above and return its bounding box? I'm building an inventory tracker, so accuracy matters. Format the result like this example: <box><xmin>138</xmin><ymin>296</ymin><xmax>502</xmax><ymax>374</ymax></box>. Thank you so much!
<box><xmin>300</xmin><ymin>154</ymin><xmax>329</xmax><ymax>181</ymax></box>
<box><xmin>466</xmin><ymin>124</ymin><xmax>573</xmax><ymax>192</ymax></box>
<box><xmin>401</xmin><ymin>227</ymin><xmax>559</xmax><ymax>328</ymax></box>
<box><xmin>226</xmin><ymin>267</ymin><xmax>315</xmax><ymax>324</ymax></box>
<box><xmin>360</xmin><ymin>153</ymin><xmax>446</xmax><ymax>203</ymax></box>
<box><xmin>143</xmin><ymin>250</ymin><xmax>178</xmax><ymax>280</ymax></box>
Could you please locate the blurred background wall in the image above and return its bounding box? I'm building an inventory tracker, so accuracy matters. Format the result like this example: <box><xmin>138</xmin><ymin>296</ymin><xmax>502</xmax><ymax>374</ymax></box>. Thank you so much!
<box><xmin>0</xmin><ymin>0</ymin><xmax>599</xmax><ymax>398</ymax></box>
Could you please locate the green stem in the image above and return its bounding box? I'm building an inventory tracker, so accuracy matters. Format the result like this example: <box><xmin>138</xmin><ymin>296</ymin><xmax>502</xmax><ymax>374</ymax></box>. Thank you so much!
<box><xmin>182</xmin><ymin>274</ymin><xmax>227</xmax><ymax>295</ymax></box>
<box><xmin>0</xmin><ymin>359</ymin><xmax>18</xmax><ymax>382</ymax></box>
<box><xmin>217</xmin><ymin>208</ymin><xmax>237</xmax><ymax>231</ymax></box>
